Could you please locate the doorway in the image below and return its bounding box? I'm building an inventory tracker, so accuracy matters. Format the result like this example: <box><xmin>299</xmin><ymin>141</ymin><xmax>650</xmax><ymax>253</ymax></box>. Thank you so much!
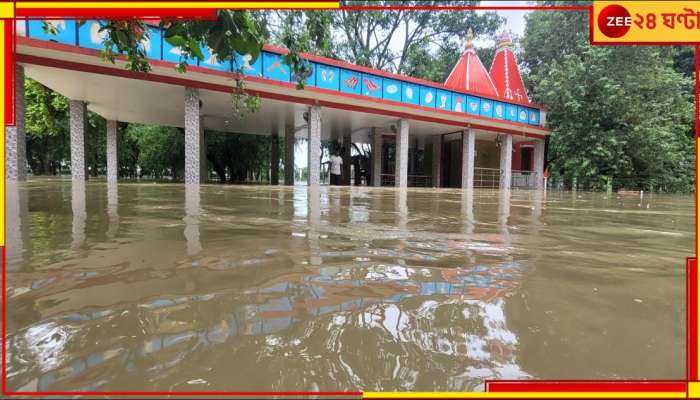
<box><xmin>521</xmin><ymin>147</ymin><xmax>533</xmax><ymax>171</ymax></box>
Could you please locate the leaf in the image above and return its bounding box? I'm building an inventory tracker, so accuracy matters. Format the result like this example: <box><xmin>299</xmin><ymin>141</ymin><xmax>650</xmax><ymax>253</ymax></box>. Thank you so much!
<box><xmin>164</xmin><ymin>35</ymin><xmax>187</xmax><ymax>47</ymax></box>
<box><xmin>115</xmin><ymin>31</ymin><xmax>128</xmax><ymax>48</ymax></box>
<box><xmin>189</xmin><ymin>39</ymin><xmax>204</xmax><ymax>60</ymax></box>
<box><xmin>230</xmin><ymin>35</ymin><xmax>259</xmax><ymax>61</ymax></box>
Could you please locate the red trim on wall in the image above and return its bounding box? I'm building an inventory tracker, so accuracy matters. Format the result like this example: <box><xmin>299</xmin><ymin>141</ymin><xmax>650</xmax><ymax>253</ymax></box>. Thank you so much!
<box><xmin>5</xmin><ymin>19</ymin><xmax>15</xmax><ymax>125</ymax></box>
<box><xmin>342</xmin><ymin>5</ymin><xmax>590</xmax><ymax>10</ymax></box>
<box><xmin>16</xmin><ymin>8</ymin><xmax>217</xmax><ymax>18</ymax></box>
<box><xmin>688</xmin><ymin>258</ymin><xmax>697</xmax><ymax>381</ymax></box>
<box><xmin>16</xmin><ymin>44</ymin><xmax>548</xmax><ymax>138</ymax></box>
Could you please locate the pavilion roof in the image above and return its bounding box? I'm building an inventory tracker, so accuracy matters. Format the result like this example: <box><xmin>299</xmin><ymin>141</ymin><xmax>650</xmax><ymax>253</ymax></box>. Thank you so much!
<box><xmin>443</xmin><ymin>28</ymin><xmax>499</xmax><ymax>98</ymax></box>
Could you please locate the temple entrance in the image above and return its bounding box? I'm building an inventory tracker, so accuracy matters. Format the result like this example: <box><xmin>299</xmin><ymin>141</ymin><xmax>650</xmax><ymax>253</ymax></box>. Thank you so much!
<box><xmin>440</xmin><ymin>133</ymin><xmax>462</xmax><ymax>188</ymax></box>
<box><xmin>520</xmin><ymin>146</ymin><xmax>533</xmax><ymax>171</ymax></box>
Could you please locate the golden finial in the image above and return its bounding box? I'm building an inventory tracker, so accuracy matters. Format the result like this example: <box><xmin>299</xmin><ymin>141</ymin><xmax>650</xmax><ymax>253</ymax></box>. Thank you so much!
<box><xmin>498</xmin><ymin>31</ymin><xmax>512</xmax><ymax>48</ymax></box>
<box><xmin>465</xmin><ymin>28</ymin><xmax>474</xmax><ymax>50</ymax></box>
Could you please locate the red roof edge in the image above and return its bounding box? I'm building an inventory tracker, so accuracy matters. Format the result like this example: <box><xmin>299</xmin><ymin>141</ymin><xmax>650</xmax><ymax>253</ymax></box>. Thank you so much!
<box><xmin>262</xmin><ymin>43</ymin><xmax>548</xmax><ymax>111</ymax></box>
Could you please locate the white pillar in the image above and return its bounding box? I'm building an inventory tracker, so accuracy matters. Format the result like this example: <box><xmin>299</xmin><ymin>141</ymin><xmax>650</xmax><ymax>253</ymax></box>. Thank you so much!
<box><xmin>270</xmin><ymin>128</ymin><xmax>280</xmax><ymax>185</ymax></box>
<box><xmin>372</xmin><ymin>128</ymin><xmax>382</xmax><ymax>187</ymax></box>
<box><xmin>69</xmin><ymin>100</ymin><xmax>87</xmax><ymax>182</ymax></box>
<box><xmin>499</xmin><ymin>134</ymin><xmax>513</xmax><ymax>190</ymax></box>
<box><xmin>461</xmin><ymin>129</ymin><xmax>476</xmax><ymax>189</ymax></box>
<box><xmin>395</xmin><ymin>119</ymin><xmax>409</xmax><ymax>188</ymax></box>
<box><xmin>6</xmin><ymin>64</ymin><xmax>26</xmax><ymax>181</ymax></box>
<box><xmin>284</xmin><ymin>124</ymin><xmax>294</xmax><ymax>185</ymax></box>
<box><xmin>307</xmin><ymin>106</ymin><xmax>321</xmax><ymax>186</ymax></box>
<box><xmin>184</xmin><ymin>87</ymin><xmax>202</xmax><ymax>184</ymax></box>
<box><xmin>432</xmin><ymin>135</ymin><xmax>441</xmax><ymax>188</ymax></box>
<box><xmin>106</xmin><ymin>120</ymin><xmax>118</xmax><ymax>183</ymax></box>
<box><xmin>534</xmin><ymin>139</ymin><xmax>545</xmax><ymax>190</ymax></box>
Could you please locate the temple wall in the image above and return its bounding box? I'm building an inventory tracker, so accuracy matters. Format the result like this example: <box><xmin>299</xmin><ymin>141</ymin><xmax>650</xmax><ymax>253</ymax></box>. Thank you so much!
<box><xmin>475</xmin><ymin>140</ymin><xmax>500</xmax><ymax>169</ymax></box>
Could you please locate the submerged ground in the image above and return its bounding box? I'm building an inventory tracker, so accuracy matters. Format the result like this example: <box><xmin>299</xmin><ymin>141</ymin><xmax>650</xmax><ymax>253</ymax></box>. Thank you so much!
<box><xmin>4</xmin><ymin>179</ymin><xmax>693</xmax><ymax>392</ymax></box>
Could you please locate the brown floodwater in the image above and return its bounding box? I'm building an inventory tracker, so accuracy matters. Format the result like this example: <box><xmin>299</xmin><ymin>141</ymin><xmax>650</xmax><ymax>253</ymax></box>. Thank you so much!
<box><xmin>4</xmin><ymin>178</ymin><xmax>693</xmax><ymax>392</ymax></box>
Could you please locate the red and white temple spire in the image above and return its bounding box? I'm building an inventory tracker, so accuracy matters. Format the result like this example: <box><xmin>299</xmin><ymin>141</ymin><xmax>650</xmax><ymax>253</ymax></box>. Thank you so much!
<box><xmin>444</xmin><ymin>28</ymin><xmax>499</xmax><ymax>97</ymax></box>
<box><xmin>489</xmin><ymin>31</ymin><xmax>530</xmax><ymax>104</ymax></box>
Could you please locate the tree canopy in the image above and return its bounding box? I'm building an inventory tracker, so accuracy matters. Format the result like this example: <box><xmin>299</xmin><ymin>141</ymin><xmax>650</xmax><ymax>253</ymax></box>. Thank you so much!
<box><xmin>522</xmin><ymin>5</ymin><xmax>695</xmax><ymax>192</ymax></box>
<box><xmin>263</xmin><ymin>3</ymin><xmax>502</xmax><ymax>82</ymax></box>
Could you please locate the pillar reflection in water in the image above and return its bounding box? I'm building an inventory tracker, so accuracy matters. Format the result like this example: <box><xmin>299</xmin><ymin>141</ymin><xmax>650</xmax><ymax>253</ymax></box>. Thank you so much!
<box><xmin>6</xmin><ymin>183</ymin><xmax>30</xmax><ymax>271</ymax></box>
<box><xmin>71</xmin><ymin>180</ymin><xmax>86</xmax><ymax>250</ymax></box>
<box><xmin>370</xmin><ymin>188</ymin><xmax>382</xmax><ymax>224</ymax></box>
<box><xmin>350</xmin><ymin>187</ymin><xmax>370</xmax><ymax>223</ymax></box>
<box><xmin>460</xmin><ymin>189</ymin><xmax>477</xmax><ymax>265</ymax></box>
<box><xmin>106</xmin><ymin>182</ymin><xmax>119</xmax><ymax>239</ymax></box>
<box><xmin>277</xmin><ymin>187</ymin><xmax>285</xmax><ymax>216</ymax></box>
<box><xmin>293</xmin><ymin>185</ymin><xmax>307</xmax><ymax>219</ymax></box>
<box><xmin>396</xmin><ymin>188</ymin><xmax>408</xmax><ymax>229</ymax></box>
<box><xmin>498</xmin><ymin>189</ymin><xmax>511</xmax><ymax>247</ymax></box>
<box><xmin>395</xmin><ymin>188</ymin><xmax>408</xmax><ymax>266</ymax></box>
<box><xmin>461</xmin><ymin>189</ymin><xmax>475</xmax><ymax>236</ymax></box>
<box><xmin>184</xmin><ymin>184</ymin><xmax>202</xmax><ymax>256</ymax></box>
<box><xmin>307</xmin><ymin>186</ymin><xmax>322</xmax><ymax>266</ymax></box>
<box><xmin>532</xmin><ymin>188</ymin><xmax>544</xmax><ymax>223</ymax></box>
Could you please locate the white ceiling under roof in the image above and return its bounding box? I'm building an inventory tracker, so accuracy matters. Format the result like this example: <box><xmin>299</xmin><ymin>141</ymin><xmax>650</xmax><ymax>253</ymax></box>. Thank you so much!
<box><xmin>19</xmin><ymin>41</ymin><xmax>543</xmax><ymax>145</ymax></box>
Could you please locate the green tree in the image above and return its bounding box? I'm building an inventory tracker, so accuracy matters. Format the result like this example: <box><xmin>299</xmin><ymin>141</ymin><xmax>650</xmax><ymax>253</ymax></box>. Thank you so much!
<box><xmin>266</xmin><ymin>10</ymin><xmax>333</xmax><ymax>88</ymax></box>
<box><xmin>24</xmin><ymin>78</ymin><xmax>70</xmax><ymax>175</ymax></box>
<box><xmin>524</xmin><ymin>7</ymin><xmax>694</xmax><ymax>192</ymax></box>
<box><xmin>331</xmin><ymin>1</ymin><xmax>503</xmax><ymax>77</ymax></box>
<box><xmin>206</xmin><ymin>131</ymin><xmax>271</xmax><ymax>183</ymax></box>
<box><xmin>521</xmin><ymin>4</ymin><xmax>590</xmax><ymax>92</ymax></box>
<box><xmin>48</xmin><ymin>11</ymin><xmax>325</xmax><ymax>91</ymax></box>
<box><xmin>117</xmin><ymin>122</ymin><xmax>140</xmax><ymax>178</ymax></box>
<box><xmin>86</xmin><ymin>114</ymin><xmax>106</xmax><ymax>177</ymax></box>
<box><xmin>125</xmin><ymin>124</ymin><xmax>185</xmax><ymax>179</ymax></box>
<box><xmin>672</xmin><ymin>45</ymin><xmax>695</xmax><ymax>79</ymax></box>
<box><xmin>25</xmin><ymin>78</ymin><xmax>127</xmax><ymax>178</ymax></box>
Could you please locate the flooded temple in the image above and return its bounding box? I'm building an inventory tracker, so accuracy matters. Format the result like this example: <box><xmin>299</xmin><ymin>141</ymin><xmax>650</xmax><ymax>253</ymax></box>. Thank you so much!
<box><xmin>10</xmin><ymin>23</ymin><xmax>548</xmax><ymax>189</ymax></box>
<box><xmin>4</xmin><ymin>19</ymin><xmax>693</xmax><ymax>394</ymax></box>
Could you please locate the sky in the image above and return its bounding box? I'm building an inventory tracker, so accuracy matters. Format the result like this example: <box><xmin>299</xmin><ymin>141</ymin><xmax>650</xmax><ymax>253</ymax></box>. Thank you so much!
<box><xmin>294</xmin><ymin>4</ymin><xmax>532</xmax><ymax>173</ymax></box>
<box><xmin>478</xmin><ymin>1</ymin><xmax>531</xmax><ymax>41</ymax></box>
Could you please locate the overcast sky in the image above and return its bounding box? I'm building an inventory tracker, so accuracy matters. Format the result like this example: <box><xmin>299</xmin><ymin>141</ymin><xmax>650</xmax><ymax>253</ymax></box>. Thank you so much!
<box><xmin>476</xmin><ymin>1</ymin><xmax>531</xmax><ymax>45</ymax></box>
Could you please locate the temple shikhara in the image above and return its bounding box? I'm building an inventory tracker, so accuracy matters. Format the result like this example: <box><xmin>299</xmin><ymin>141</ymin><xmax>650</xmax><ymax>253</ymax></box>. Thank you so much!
<box><xmin>10</xmin><ymin>22</ymin><xmax>550</xmax><ymax>189</ymax></box>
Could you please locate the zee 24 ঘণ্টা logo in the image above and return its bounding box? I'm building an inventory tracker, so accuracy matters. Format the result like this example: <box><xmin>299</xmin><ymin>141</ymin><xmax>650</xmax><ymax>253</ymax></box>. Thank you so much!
<box><xmin>596</xmin><ymin>2</ymin><xmax>700</xmax><ymax>41</ymax></box>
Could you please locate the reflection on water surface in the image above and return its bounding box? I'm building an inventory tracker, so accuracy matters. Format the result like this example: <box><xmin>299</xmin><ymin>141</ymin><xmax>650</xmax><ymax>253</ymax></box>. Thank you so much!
<box><xmin>5</xmin><ymin>179</ymin><xmax>692</xmax><ymax>392</ymax></box>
